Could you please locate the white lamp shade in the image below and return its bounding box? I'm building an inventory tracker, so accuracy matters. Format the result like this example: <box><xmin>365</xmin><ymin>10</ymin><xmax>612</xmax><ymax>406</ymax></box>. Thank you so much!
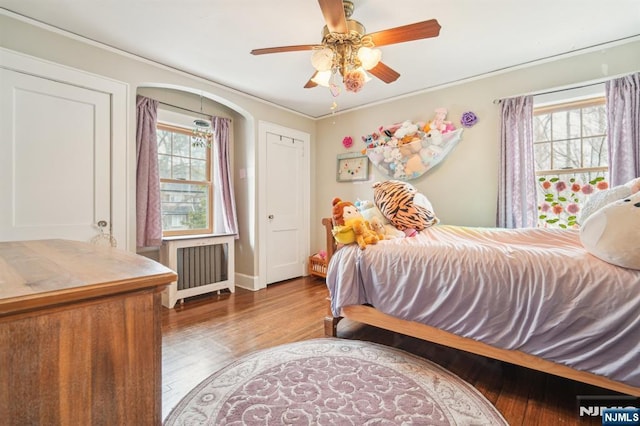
<box><xmin>311</xmin><ymin>70</ymin><xmax>332</xmax><ymax>87</ymax></box>
<box><xmin>357</xmin><ymin>47</ymin><xmax>382</xmax><ymax>70</ymax></box>
<box><xmin>358</xmin><ymin>67</ymin><xmax>372</xmax><ymax>82</ymax></box>
<box><xmin>311</xmin><ymin>48</ymin><xmax>334</xmax><ymax>71</ymax></box>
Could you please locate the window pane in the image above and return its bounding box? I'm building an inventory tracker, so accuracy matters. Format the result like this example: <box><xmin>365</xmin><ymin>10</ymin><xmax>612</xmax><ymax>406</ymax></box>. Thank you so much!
<box><xmin>157</xmin><ymin>130</ymin><xmax>171</xmax><ymax>154</ymax></box>
<box><xmin>582</xmin><ymin>106</ymin><xmax>607</xmax><ymax>136</ymax></box>
<box><xmin>552</xmin><ymin>139</ymin><xmax>581</xmax><ymax>169</ymax></box>
<box><xmin>158</xmin><ymin>154</ymin><xmax>171</xmax><ymax>179</ymax></box>
<box><xmin>552</xmin><ymin>111</ymin><xmax>568</xmax><ymax>140</ymax></box>
<box><xmin>192</xmin><ymin>143</ymin><xmax>207</xmax><ymax>160</ymax></box>
<box><xmin>534</xmin><ymin>142</ymin><xmax>551</xmax><ymax>170</ymax></box>
<box><xmin>567</xmin><ymin>109</ymin><xmax>581</xmax><ymax>139</ymax></box>
<box><xmin>583</xmin><ymin>136</ymin><xmax>608</xmax><ymax>168</ymax></box>
<box><xmin>160</xmin><ymin>182</ymin><xmax>209</xmax><ymax>232</ymax></box>
<box><xmin>172</xmin><ymin>156</ymin><xmax>189</xmax><ymax>180</ymax></box>
<box><xmin>172</xmin><ymin>133</ymin><xmax>191</xmax><ymax>157</ymax></box>
<box><xmin>533</xmin><ymin>114</ymin><xmax>551</xmax><ymax>142</ymax></box>
<box><xmin>191</xmin><ymin>159</ymin><xmax>207</xmax><ymax>181</ymax></box>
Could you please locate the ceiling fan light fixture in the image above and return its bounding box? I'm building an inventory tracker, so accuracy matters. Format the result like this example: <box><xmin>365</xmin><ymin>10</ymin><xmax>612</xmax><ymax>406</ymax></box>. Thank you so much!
<box><xmin>358</xmin><ymin>67</ymin><xmax>372</xmax><ymax>83</ymax></box>
<box><xmin>311</xmin><ymin>69</ymin><xmax>332</xmax><ymax>87</ymax></box>
<box><xmin>357</xmin><ymin>46</ymin><xmax>381</xmax><ymax>70</ymax></box>
<box><xmin>311</xmin><ymin>47</ymin><xmax>335</xmax><ymax>71</ymax></box>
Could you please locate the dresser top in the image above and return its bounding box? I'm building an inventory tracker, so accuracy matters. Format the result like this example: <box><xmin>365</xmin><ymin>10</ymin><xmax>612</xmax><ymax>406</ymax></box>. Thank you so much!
<box><xmin>0</xmin><ymin>239</ymin><xmax>176</xmax><ymax>315</ymax></box>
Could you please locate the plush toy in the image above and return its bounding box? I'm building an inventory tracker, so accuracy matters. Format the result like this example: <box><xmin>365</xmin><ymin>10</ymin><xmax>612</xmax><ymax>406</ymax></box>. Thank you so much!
<box><xmin>393</xmin><ymin>120</ymin><xmax>421</xmax><ymax>144</ymax></box>
<box><xmin>426</xmin><ymin>108</ymin><xmax>456</xmax><ymax>134</ymax></box>
<box><xmin>359</xmin><ymin>200</ymin><xmax>405</xmax><ymax>239</ymax></box>
<box><xmin>372</xmin><ymin>180</ymin><xmax>439</xmax><ymax>231</ymax></box>
<box><xmin>331</xmin><ymin>197</ymin><xmax>380</xmax><ymax>249</ymax></box>
<box><xmin>580</xmin><ymin>190</ymin><xmax>640</xmax><ymax>270</ymax></box>
<box><xmin>579</xmin><ymin>177</ymin><xmax>640</xmax><ymax>224</ymax></box>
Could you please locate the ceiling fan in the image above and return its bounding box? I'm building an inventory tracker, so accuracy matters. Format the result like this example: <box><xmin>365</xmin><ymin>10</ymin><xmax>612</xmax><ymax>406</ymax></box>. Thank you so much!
<box><xmin>250</xmin><ymin>0</ymin><xmax>441</xmax><ymax>92</ymax></box>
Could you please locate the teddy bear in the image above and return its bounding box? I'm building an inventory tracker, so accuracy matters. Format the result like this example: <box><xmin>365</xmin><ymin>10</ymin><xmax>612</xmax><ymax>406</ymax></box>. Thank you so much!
<box><xmin>358</xmin><ymin>200</ymin><xmax>405</xmax><ymax>239</ymax></box>
<box><xmin>580</xmin><ymin>190</ymin><xmax>640</xmax><ymax>270</ymax></box>
<box><xmin>393</xmin><ymin>120</ymin><xmax>421</xmax><ymax>144</ymax></box>
<box><xmin>332</xmin><ymin>197</ymin><xmax>380</xmax><ymax>250</ymax></box>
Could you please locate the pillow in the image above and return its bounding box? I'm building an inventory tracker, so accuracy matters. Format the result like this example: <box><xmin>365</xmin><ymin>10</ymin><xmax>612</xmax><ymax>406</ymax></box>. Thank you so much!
<box><xmin>580</xmin><ymin>191</ymin><xmax>640</xmax><ymax>270</ymax></box>
<box><xmin>372</xmin><ymin>180</ymin><xmax>438</xmax><ymax>231</ymax></box>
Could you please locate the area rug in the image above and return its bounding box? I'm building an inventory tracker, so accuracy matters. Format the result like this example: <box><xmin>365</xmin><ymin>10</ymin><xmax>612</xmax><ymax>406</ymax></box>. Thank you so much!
<box><xmin>164</xmin><ymin>338</ymin><xmax>507</xmax><ymax>425</ymax></box>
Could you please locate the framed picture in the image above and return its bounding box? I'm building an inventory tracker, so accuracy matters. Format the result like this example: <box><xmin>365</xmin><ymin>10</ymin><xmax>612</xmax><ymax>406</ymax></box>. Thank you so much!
<box><xmin>336</xmin><ymin>153</ymin><xmax>369</xmax><ymax>182</ymax></box>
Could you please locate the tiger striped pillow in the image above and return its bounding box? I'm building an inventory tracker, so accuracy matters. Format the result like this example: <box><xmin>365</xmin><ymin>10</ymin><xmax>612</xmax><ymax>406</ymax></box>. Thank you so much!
<box><xmin>372</xmin><ymin>180</ymin><xmax>438</xmax><ymax>231</ymax></box>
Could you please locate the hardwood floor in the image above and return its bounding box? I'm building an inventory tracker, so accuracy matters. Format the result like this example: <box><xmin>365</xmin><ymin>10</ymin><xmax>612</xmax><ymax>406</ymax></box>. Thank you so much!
<box><xmin>162</xmin><ymin>276</ymin><xmax>615</xmax><ymax>425</ymax></box>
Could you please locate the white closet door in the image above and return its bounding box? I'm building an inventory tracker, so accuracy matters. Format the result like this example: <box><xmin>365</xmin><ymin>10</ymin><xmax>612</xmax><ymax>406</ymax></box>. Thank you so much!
<box><xmin>265</xmin><ymin>131</ymin><xmax>305</xmax><ymax>284</ymax></box>
<box><xmin>0</xmin><ymin>68</ymin><xmax>111</xmax><ymax>243</ymax></box>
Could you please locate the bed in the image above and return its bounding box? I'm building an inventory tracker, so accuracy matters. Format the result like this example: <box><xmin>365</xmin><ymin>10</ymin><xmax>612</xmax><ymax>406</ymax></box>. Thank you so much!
<box><xmin>320</xmin><ymin>218</ymin><xmax>640</xmax><ymax>397</ymax></box>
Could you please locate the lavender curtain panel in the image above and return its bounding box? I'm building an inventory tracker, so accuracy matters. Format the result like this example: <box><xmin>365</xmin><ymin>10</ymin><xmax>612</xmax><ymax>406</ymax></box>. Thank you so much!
<box><xmin>497</xmin><ymin>95</ymin><xmax>537</xmax><ymax>228</ymax></box>
<box><xmin>212</xmin><ymin>116</ymin><xmax>239</xmax><ymax>236</ymax></box>
<box><xmin>135</xmin><ymin>95</ymin><xmax>162</xmax><ymax>247</ymax></box>
<box><xmin>606</xmin><ymin>72</ymin><xmax>640</xmax><ymax>186</ymax></box>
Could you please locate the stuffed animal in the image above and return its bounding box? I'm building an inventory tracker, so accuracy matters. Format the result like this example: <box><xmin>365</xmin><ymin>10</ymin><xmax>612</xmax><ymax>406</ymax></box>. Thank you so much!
<box><xmin>393</xmin><ymin>120</ymin><xmax>421</xmax><ymax>144</ymax></box>
<box><xmin>426</xmin><ymin>108</ymin><xmax>456</xmax><ymax>134</ymax></box>
<box><xmin>359</xmin><ymin>200</ymin><xmax>405</xmax><ymax>239</ymax></box>
<box><xmin>579</xmin><ymin>177</ymin><xmax>640</xmax><ymax>224</ymax></box>
<box><xmin>331</xmin><ymin>197</ymin><xmax>380</xmax><ymax>249</ymax></box>
<box><xmin>580</xmin><ymin>191</ymin><xmax>640</xmax><ymax>270</ymax></box>
<box><xmin>372</xmin><ymin>180</ymin><xmax>438</xmax><ymax>231</ymax></box>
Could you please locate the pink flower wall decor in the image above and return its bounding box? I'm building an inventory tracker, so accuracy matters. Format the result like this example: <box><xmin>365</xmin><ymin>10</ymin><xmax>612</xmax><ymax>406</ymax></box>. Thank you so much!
<box><xmin>342</xmin><ymin>136</ymin><xmax>353</xmax><ymax>149</ymax></box>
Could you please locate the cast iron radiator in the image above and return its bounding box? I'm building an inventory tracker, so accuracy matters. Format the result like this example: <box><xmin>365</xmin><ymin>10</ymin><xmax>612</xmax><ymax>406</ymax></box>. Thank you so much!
<box><xmin>176</xmin><ymin>244</ymin><xmax>228</xmax><ymax>290</ymax></box>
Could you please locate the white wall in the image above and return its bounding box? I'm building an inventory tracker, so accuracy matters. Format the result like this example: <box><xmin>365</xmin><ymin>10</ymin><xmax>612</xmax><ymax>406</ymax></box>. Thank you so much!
<box><xmin>312</xmin><ymin>39</ymin><xmax>640</xmax><ymax>253</ymax></box>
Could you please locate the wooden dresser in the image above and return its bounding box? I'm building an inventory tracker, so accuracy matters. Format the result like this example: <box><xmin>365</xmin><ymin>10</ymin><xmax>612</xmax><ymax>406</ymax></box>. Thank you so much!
<box><xmin>0</xmin><ymin>239</ymin><xmax>177</xmax><ymax>425</ymax></box>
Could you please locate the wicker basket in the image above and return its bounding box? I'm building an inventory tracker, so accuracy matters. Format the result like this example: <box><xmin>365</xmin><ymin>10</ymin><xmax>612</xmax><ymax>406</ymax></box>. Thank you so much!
<box><xmin>308</xmin><ymin>255</ymin><xmax>328</xmax><ymax>278</ymax></box>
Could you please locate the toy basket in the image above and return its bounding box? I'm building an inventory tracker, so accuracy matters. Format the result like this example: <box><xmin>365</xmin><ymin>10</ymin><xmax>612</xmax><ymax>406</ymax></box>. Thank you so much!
<box><xmin>308</xmin><ymin>255</ymin><xmax>328</xmax><ymax>278</ymax></box>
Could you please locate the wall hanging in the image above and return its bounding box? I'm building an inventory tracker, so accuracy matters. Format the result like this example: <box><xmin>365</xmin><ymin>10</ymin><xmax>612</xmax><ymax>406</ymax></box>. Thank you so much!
<box><xmin>361</xmin><ymin>108</ymin><xmax>465</xmax><ymax>180</ymax></box>
<box><xmin>336</xmin><ymin>152</ymin><xmax>369</xmax><ymax>182</ymax></box>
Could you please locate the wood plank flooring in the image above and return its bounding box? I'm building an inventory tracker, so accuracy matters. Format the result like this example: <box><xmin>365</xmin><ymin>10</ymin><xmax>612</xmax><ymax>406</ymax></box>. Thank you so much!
<box><xmin>162</xmin><ymin>276</ymin><xmax>617</xmax><ymax>425</ymax></box>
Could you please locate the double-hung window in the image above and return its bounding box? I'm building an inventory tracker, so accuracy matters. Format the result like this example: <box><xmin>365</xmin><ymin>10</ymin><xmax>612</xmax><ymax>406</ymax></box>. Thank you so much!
<box><xmin>533</xmin><ymin>97</ymin><xmax>609</xmax><ymax>228</ymax></box>
<box><xmin>157</xmin><ymin>123</ymin><xmax>213</xmax><ymax>235</ymax></box>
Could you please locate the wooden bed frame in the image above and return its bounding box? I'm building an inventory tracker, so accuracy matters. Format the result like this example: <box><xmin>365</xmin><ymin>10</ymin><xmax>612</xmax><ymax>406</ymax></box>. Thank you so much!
<box><xmin>319</xmin><ymin>218</ymin><xmax>640</xmax><ymax>397</ymax></box>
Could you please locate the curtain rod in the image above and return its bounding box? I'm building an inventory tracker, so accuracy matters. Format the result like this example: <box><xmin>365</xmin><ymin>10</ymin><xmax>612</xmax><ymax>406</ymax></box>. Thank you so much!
<box><xmin>157</xmin><ymin>101</ymin><xmax>211</xmax><ymax>118</ymax></box>
<box><xmin>492</xmin><ymin>80</ymin><xmax>608</xmax><ymax>104</ymax></box>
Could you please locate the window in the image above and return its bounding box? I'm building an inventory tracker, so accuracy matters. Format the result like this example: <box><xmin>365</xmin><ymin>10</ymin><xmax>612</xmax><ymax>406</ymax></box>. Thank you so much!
<box><xmin>533</xmin><ymin>98</ymin><xmax>610</xmax><ymax>228</ymax></box>
<box><xmin>157</xmin><ymin>123</ymin><xmax>212</xmax><ymax>235</ymax></box>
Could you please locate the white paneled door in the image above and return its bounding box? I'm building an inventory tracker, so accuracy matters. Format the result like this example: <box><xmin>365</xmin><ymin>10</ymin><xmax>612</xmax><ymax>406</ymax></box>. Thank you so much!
<box><xmin>0</xmin><ymin>68</ymin><xmax>112</xmax><ymax>243</ymax></box>
<box><xmin>265</xmin><ymin>131</ymin><xmax>305</xmax><ymax>284</ymax></box>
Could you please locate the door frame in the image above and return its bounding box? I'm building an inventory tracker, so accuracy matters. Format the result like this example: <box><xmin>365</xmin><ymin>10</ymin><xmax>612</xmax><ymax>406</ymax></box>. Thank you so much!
<box><xmin>258</xmin><ymin>121</ymin><xmax>310</xmax><ymax>290</ymax></box>
<box><xmin>0</xmin><ymin>48</ymin><xmax>130</xmax><ymax>250</ymax></box>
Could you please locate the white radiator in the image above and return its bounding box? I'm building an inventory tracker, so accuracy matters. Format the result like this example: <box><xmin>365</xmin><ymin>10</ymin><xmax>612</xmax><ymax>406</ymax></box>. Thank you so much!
<box><xmin>160</xmin><ymin>235</ymin><xmax>235</xmax><ymax>308</ymax></box>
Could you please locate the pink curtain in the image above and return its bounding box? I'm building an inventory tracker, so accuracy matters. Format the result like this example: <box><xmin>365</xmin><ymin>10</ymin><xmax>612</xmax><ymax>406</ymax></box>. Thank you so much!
<box><xmin>212</xmin><ymin>117</ymin><xmax>239</xmax><ymax>236</ymax></box>
<box><xmin>136</xmin><ymin>95</ymin><xmax>162</xmax><ymax>247</ymax></box>
<box><xmin>497</xmin><ymin>96</ymin><xmax>537</xmax><ymax>228</ymax></box>
<box><xmin>606</xmin><ymin>72</ymin><xmax>640</xmax><ymax>186</ymax></box>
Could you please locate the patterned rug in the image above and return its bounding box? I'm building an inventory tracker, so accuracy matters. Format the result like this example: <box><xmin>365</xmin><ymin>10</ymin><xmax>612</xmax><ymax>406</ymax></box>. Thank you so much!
<box><xmin>164</xmin><ymin>338</ymin><xmax>507</xmax><ymax>425</ymax></box>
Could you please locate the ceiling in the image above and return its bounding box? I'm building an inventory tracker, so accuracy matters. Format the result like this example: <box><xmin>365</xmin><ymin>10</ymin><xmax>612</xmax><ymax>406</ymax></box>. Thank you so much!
<box><xmin>2</xmin><ymin>1</ymin><xmax>639</xmax><ymax>119</ymax></box>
